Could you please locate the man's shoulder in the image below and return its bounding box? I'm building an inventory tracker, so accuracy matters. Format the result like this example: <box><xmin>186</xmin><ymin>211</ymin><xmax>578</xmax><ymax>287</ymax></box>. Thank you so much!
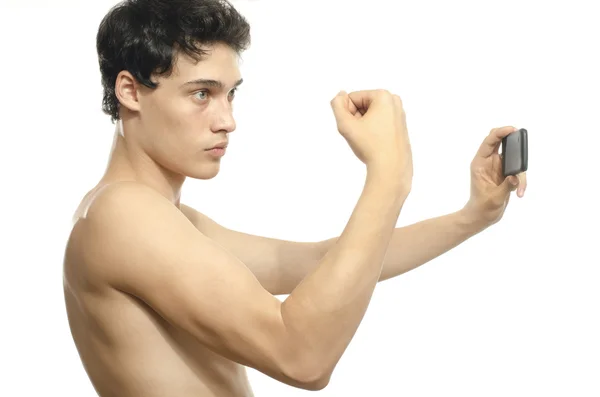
<box><xmin>65</xmin><ymin>181</ymin><xmax>185</xmax><ymax>282</ymax></box>
<box><xmin>73</xmin><ymin>181</ymin><xmax>170</xmax><ymax>231</ymax></box>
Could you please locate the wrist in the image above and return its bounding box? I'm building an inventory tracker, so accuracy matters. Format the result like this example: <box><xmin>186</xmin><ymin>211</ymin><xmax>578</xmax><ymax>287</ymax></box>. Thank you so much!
<box><xmin>457</xmin><ymin>204</ymin><xmax>491</xmax><ymax>234</ymax></box>
<box><xmin>366</xmin><ymin>163</ymin><xmax>412</xmax><ymax>195</ymax></box>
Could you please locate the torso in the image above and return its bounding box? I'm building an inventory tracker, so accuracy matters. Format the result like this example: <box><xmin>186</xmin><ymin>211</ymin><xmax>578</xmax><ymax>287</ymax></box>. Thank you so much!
<box><xmin>63</xmin><ymin>183</ymin><xmax>255</xmax><ymax>397</ymax></box>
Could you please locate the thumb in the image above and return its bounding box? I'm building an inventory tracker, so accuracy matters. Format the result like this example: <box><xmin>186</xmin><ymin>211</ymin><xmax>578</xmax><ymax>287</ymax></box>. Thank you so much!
<box><xmin>330</xmin><ymin>91</ymin><xmax>353</xmax><ymax>133</ymax></box>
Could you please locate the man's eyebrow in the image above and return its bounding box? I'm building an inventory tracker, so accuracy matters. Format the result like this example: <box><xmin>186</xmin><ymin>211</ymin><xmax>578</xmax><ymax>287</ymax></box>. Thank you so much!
<box><xmin>182</xmin><ymin>78</ymin><xmax>244</xmax><ymax>88</ymax></box>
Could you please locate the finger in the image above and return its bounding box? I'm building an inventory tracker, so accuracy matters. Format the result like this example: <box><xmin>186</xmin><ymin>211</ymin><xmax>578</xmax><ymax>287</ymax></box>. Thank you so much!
<box><xmin>330</xmin><ymin>91</ymin><xmax>353</xmax><ymax>131</ymax></box>
<box><xmin>476</xmin><ymin>126</ymin><xmax>518</xmax><ymax>158</ymax></box>
<box><xmin>392</xmin><ymin>94</ymin><xmax>404</xmax><ymax>113</ymax></box>
<box><xmin>516</xmin><ymin>171</ymin><xmax>527</xmax><ymax>197</ymax></box>
<box><xmin>393</xmin><ymin>94</ymin><xmax>408</xmax><ymax>133</ymax></box>
<box><xmin>346</xmin><ymin>94</ymin><xmax>363</xmax><ymax>118</ymax></box>
<box><xmin>347</xmin><ymin>89</ymin><xmax>392</xmax><ymax>114</ymax></box>
<box><xmin>330</xmin><ymin>90</ymin><xmax>348</xmax><ymax>112</ymax></box>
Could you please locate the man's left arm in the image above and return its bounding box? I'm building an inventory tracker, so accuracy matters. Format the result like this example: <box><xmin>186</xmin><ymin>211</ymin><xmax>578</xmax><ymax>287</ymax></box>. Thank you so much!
<box><xmin>183</xmin><ymin>205</ymin><xmax>487</xmax><ymax>296</ymax></box>
<box><xmin>320</xmin><ymin>208</ymin><xmax>487</xmax><ymax>284</ymax></box>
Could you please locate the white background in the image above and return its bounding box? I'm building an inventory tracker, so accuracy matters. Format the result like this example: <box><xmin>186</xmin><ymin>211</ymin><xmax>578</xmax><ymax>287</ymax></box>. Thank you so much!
<box><xmin>1</xmin><ymin>0</ymin><xmax>599</xmax><ymax>395</ymax></box>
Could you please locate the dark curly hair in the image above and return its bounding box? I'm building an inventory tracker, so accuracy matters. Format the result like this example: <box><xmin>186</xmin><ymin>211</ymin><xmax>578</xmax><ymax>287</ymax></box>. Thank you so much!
<box><xmin>96</xmin><ymin>0</ymin><xmax>251</xmax><ymax>123</ymax></box>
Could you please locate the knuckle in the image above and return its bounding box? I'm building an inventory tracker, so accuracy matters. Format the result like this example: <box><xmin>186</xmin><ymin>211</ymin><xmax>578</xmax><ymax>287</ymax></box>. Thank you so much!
<box><xmin>376</xmin><ymin>89</ymin><xmax>392</xmax><ymax>98</ymax></box>
<box><xmin>393</xmin><ymin>95</ymin><xmax>404</xmax><ymax>108</ymax></box>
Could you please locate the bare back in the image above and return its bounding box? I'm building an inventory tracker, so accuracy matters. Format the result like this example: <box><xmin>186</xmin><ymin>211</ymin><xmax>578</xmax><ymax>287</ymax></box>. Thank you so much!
<box><xmin>63</xmin><ymin>183</ymin><xmax>254</xmax><ymax>397</ymax></box>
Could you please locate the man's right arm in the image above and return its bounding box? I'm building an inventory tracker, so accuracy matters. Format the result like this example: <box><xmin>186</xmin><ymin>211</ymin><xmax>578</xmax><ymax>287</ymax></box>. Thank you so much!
<box><xmin>84</xmin><ymin>176</ymin><xmax>408</xmax><ymax>390</ymax></box>
<box><xmin>280</xmin><ymin>167</ymin><xmax>408</xmax><ymax>384</ymax></box>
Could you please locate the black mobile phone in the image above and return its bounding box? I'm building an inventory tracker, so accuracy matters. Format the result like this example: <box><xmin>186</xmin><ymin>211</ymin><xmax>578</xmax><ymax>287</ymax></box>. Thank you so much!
<box><xmin>501</xmin><ymin>128</ymin><xmax>528</xmax><ymax>177</ymax></box>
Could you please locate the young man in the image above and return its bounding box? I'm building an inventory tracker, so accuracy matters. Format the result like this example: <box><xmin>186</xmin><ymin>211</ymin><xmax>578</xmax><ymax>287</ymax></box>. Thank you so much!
<box><xmin>63</xmin><ymin>0</ymin><xmax>527</xmax><ymax>396</ymax></box>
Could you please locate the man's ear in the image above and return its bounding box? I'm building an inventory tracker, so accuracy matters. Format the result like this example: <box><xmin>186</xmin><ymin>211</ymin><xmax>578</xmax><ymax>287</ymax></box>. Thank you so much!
<box><xmin>115</xmin><ymin>70</ymin><xmax>141</xmax><ymax>114</ymax></box>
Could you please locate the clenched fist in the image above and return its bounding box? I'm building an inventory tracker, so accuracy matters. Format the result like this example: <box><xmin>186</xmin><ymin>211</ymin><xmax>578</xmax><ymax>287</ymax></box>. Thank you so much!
<box><xmin>330</xmin><ymin>89</ymin><xmax>412</xmax><ymax>186</ymax></box>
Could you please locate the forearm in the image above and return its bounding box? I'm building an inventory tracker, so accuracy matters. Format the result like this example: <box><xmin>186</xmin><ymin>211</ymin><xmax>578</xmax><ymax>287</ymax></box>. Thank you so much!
<box><xmin>319</xmin><ymin>208</ymin><xmax>487</xmax><ymax>281</ymax></box>
<box><xmin>281</xmin><ymin>171</ymin><xmax>409</xmax><ymax>380</ymax></box>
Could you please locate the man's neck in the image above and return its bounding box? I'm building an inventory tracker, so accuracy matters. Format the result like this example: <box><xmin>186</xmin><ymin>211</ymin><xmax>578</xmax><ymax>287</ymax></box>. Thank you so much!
<box><xmin>101</xmin><ymin>127</ymin><xmax>185</xmax><ymax>208</ymax></box>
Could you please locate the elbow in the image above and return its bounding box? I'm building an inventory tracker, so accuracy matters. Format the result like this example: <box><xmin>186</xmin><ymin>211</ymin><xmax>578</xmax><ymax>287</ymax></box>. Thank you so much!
<box><xmin>282</xmin><ymin>354</ymin><xmax>333</xmax><ymax>391</ymax></box>
<box><xmin>300</xmin><ymin>370</ymin><xmax>332</xmax><ymax>391</ymax></box>
<box><xmin>294</xmin><ymin>367</ymin><xmax>332</xmax><ymax>391</ymax></box>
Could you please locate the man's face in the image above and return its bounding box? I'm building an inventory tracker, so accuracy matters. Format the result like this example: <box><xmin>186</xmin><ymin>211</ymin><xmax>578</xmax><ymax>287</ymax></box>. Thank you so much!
<box><xmin>135</xmin><ymin>42</ymin><xmax>242</xmax><ymax>180</ymax></box>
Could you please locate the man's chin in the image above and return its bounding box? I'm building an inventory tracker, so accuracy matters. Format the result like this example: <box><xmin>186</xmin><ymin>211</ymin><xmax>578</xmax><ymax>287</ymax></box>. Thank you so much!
<box><xmin>186</xmin><ymin>164</ymin><xmax>221</xmax><ymax>180</ymax></box>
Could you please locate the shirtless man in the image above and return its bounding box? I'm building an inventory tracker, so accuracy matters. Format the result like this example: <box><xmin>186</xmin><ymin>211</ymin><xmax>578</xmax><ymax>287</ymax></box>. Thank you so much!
<box><xmin>63</xmin><ymin>0</ymin><xmax>527</xmax><ymax>396</ymax></box>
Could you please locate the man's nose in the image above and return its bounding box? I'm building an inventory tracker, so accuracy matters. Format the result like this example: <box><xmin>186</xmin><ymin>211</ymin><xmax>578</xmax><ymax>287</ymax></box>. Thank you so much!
<box><xmin>211</xmin><ymin>102</ymin><xmax>236</xmax><ymax>133</ymax></box>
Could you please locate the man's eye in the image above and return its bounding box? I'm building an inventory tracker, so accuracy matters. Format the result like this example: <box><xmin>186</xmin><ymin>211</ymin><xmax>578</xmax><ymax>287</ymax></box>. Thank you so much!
<box><xmin>228</xmin><ymin>88</ymin><xmax>237</xmax><ymax>99</ymax></box>
<box><xmin>195</xmin><ymin>91</ymin><xmax>209</xmax><ymax>100</ymax></box>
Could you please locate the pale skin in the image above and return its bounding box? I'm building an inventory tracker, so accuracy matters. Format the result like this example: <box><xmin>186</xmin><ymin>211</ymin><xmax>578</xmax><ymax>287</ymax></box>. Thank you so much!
<box><xmin>64</xmin><ymin>43</ymin><xmax>527</xmax><ymax>397</ymax></box>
